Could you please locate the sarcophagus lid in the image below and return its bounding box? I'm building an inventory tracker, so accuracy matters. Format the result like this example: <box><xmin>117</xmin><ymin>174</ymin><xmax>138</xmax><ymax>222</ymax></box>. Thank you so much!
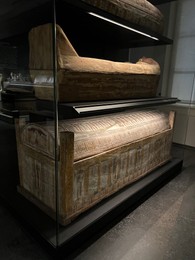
<box><xmin>21</xmin><ymin>109</ymin><xmax>171</xmax><ymax>162</ymax></box>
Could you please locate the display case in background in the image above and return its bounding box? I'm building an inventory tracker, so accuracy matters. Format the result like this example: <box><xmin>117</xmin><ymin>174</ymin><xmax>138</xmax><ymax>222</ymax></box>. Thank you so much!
<box><xmin>0</xmin><ymin>0</ymin><xmax>184</xmax><ymax>258</ymax></box>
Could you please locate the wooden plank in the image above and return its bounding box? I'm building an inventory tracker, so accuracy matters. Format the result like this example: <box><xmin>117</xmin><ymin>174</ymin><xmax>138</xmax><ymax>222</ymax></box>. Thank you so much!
<box><xmin>59</xmin><ymin>131</ymin><xmax>74</xmax><ymax>221</ymax></box>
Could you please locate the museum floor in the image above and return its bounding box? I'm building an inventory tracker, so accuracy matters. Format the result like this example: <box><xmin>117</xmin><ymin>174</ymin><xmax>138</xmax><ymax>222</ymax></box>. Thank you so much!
<box><xmin>0</xmin><ymin>144</ymin><xmax>194</xmax><ymax>260</ymax></box>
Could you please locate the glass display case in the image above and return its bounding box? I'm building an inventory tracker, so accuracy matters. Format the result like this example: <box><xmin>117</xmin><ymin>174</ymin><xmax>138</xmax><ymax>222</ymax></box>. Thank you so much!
<box><xmin>0</xmin><ymin>0</ymin><xmax>184</xmax><ymax>258</ymax></box>
<box><xmin>0</xmin><ymin>0</ymin><xmax>59</xmax><ymax>251</ymax></box>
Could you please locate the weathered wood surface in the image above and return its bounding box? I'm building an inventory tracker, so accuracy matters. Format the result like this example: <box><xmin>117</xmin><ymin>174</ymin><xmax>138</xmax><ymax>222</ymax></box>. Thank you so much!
<box><xmin>82</xmin><ymin>0</ymin><xmax>164</xmax><ymax>34</ymax></box>
<box><xmin>15</xmin><ymin>110</ymin><xmax>175</xmax><ymax>225</ymax></box>
<box><xmin>71</xmin><ymin>129</ymin><xmax>173</xmax><ymax>219</ymax></box>
<box><xmin>29</xmin><ymin>24</ymin><xmax>161</xmax><ymax>101</ymax></box>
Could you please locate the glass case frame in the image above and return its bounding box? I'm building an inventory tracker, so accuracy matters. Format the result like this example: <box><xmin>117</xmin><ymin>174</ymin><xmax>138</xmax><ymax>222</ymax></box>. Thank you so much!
<box><xmin>0</xmin><ymin>0</ymin><xmax>184</xmax><ymax>257</ymax></box>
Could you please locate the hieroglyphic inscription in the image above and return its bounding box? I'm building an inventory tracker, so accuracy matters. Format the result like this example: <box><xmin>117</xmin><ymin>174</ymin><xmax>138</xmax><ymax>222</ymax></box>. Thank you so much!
<box><xmin>88</xmin><ymin>164</ymin><xmax>99</xmax><ymax>195</ymax></box>
<box><xmin>22</xmin><ymin>154</ymin><xmax>55</xmax><ymax>210</ymax></box>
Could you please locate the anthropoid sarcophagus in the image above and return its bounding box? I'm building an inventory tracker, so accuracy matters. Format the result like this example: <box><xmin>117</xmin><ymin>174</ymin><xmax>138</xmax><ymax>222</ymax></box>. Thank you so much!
<box><xmin>29</xmin><ymin>23</ymin><xmax>161</xmax><ymax>102</ymax></box>
<box><xmin>15</xmin><ymin>109</ymin><xmax>175</xmax><ymax>225</ymax></box>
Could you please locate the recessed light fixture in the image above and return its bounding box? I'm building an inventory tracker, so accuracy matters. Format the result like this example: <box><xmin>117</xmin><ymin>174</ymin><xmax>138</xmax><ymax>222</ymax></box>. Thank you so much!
<box><xmin>88</xmin><ymin>12</ymin><xmax>159</xmax><ymax>41</ymax></box>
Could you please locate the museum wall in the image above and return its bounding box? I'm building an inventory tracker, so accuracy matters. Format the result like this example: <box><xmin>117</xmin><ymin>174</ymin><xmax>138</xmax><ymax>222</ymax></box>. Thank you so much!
<box><xmin>131</xmin><ymin>0</ymin><xmax>195</xmax><ymax>148</ymax></box>
<box><xmin>165</xmin><ymin>0</ymin><xmax>195</xmax><ymax>148</ymax></box>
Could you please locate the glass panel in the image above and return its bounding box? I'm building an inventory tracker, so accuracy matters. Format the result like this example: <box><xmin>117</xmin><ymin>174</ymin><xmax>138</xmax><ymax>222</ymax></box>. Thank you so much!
<box><xmin>0</xmin><ymin>0</ymin><xmax>59</xmax><ymax>248</ymax></box>
<box><xmin>0</xmin><ymin>0</ymin><xmax>185</xmax><ymax>256</ymax></box>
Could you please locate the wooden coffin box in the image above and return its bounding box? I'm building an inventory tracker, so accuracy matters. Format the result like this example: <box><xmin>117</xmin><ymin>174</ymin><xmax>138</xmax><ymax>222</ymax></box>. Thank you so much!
<box><xmin>15</xmin><ymin>109</ymin><xmax>174</xmax><ymax>225</ymax></box>
<box><xmin>29</xmin><ymin>23</ymin><xmax>161</xmax><ymax>102</ymax></box>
